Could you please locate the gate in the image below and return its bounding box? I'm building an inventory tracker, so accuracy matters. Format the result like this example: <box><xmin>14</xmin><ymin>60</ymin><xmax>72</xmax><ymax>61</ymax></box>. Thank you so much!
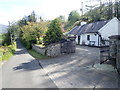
<box><xmin>100</xmin><ymin>40</ymin><xmax>110</xmax><ymax>64</ymax></box>
<box><xmin>100</xmin><ymin>35</ymin><xmax>120</xmax><ymax>73</ymax></box>
<box><xmin>100</xmin><ymin>46</ymin><xmax>110</xmax><ymax>64</ymax></box>
<box><xmin>60</xmin><ymin>36</ymin><xmax>76</xmax><ymax>54</ymax></box>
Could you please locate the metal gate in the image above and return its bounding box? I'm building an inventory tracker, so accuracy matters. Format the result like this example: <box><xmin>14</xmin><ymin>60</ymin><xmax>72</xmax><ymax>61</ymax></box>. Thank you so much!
<box><xmin>100</xmin><ymin>40</ymin><xmax>110</xmax><ymax>64</ymax></box>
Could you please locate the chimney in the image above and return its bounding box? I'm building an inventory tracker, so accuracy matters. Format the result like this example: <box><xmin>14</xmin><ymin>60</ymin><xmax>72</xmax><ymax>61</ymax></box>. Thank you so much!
<box><xmin>81</xmin><ymin>21</ymin><xmax>87</xmax><ymax>26</ymax></box>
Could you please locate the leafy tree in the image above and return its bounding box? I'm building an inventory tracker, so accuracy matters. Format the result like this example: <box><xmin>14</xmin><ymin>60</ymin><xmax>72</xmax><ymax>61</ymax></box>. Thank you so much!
<box><xmin>2</xmin><ymin>24</ymin><xmax>19</xmax><ymax>45</ymax></box>
<box><xmin>2</xmin><ymin>32</ymin><xmax>11</xmax><ymax>45</ymax></box>
<box><xmin>17</xmin><ymin>18</ymin><xmax>27</xmax><ymax>27</ymax></box>
<box><xmin>27</xmin><ymin>11</ymin><xmax>36</xmax><ymax>22</ymax></box>
<box><xmin>43</xmin><ymin>19</ymin><xmax>62</xmax><ymax>46</ymax></box>
<box><xmin>64</xmin><ymin>10</ymin><xmax>80</xmax><ymax>31</ymax></box>
<box><xmin>20</xmin><ymin>21</ymin><xmax>49</xmax><ymax>49</ymax></box>
<box><xmin>33</xmin><ymin>21</ymin><xmax>49</xmax><ymax>44</ymax></box>
<box><xmin>68</xmin><ymin>10</ymin><xmax>80</xmax><ymax>24</ymax></box>
<box><xmin>57</xmin><ymin>15</ymin><xmax>65</xmax><ymax>23</ymax></box>
<box><xmin>20</xmin><ymin>23</ymin><xmax>37</xmax><ymax>49</ymax></box>
<box><xmin>114</xmin><ymin>1</ymin><xmax>120</xmax><ymax>19</ymax></box>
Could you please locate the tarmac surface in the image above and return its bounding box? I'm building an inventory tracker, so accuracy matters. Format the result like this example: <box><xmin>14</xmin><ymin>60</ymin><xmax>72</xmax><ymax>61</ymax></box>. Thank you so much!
<box><xmin>1</xmin><ymin>40</ymin><xmax>57</xmax><ymax>88</ymax></box>
<box><xmin>39</xmin><ymin>46</ymin><xmax>119</xmax><ymax>88</ymax></box>
<box><xmin>0</xmin><ymin>39</ymin><xmax>119</xmax><ymax>88</ymax></box>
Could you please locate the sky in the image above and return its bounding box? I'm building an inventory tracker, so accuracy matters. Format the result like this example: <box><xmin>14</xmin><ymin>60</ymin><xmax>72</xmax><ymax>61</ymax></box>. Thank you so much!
<box><xmin>0</xmin><ymin>0</ymin><xmax>112</xmax><ymax>25</ymax></box>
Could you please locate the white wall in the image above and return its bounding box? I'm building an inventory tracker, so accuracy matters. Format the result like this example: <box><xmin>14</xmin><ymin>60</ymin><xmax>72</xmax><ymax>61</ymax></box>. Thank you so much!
<box><xmin>80</xmin><ymin>33</ymin><xmax>99</xmax><ymax>46</ymax></box>
<box><xmin>76</xmin><ymin>35</ymin><xmax>78</xmax><ymax>44</ymax></box>
<box><xmin>99</xmin><ymin>17</ymin><xmax>120</xmax><ymax>39</ymax></box>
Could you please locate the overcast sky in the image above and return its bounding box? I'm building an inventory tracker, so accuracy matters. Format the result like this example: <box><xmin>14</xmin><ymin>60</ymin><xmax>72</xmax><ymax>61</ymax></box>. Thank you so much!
<box><xmin>0</xmin><ymin>0</ymin><xmax>112</xmax><ymax>25</ymax></box>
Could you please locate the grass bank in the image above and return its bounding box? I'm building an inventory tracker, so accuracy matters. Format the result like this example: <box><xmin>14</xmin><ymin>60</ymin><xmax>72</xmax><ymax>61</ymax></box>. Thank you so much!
<box><xmin>28</xmin><ymin>49</ymin><xmax>49</xmax><ymax>60</ymax></box>
<box><xmin>0</xmin><ymin>42</ymin><xmax>16</xmax><ymax>62</ymax></box>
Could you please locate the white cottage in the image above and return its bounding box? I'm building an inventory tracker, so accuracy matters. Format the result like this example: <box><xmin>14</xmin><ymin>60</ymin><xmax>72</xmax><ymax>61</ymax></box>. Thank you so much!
<box><xmin>68</xmin><ymin>17</ymin><xmax>120</xmax><ymax>47</ymax></box>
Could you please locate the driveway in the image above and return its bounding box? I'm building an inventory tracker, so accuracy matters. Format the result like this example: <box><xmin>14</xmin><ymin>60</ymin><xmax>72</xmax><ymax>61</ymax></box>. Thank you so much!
<box><xmin>1</xmin><ymin>40</ymin><xmax>57</xmax><ymax>88</ymax></box>
<box><xmin>39</xmin><ymin>46</ymin><xmax>119</xmax><ymax>88</ymax></box>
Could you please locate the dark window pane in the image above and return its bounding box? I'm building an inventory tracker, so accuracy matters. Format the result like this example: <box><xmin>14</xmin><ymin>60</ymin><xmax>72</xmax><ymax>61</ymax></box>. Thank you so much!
<box><xmin>87</xmin><ymin>35</ymin><xmax>90</xmax><ymax>40</ymax></box>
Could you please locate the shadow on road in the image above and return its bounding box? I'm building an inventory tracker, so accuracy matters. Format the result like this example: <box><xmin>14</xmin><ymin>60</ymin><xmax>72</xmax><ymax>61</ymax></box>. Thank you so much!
<box><xmin>13</xmin><ymin>60</ymin><xmax>41</xmax><ymax>71</ymax></box>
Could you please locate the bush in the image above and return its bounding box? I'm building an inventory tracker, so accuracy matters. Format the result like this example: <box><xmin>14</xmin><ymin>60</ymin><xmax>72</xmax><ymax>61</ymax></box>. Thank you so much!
<box><xmin>2</xmin><ymin>33</ymin><xmax>11</xmax><ymax>46</ymax></box>
<box><xmin>43</xmin><ymin>18</ymin><xmax>62</xmax><ymax>46</ymax></box>
<box><xmin>20</xmin><ymin>38</ymin><xmax>37</xmax><ymax>49</ymax></box>
<box><xmin>0</xmin><ymin>42</ymin><xmax>16</xmax><ymax>62</ymax></box>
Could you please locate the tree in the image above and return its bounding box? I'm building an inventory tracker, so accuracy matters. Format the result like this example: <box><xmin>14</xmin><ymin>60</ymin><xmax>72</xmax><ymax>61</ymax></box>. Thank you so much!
<box><xmin>33</xmin><ymin>21</ymin><xmax>49</xmax><ymax>44</ymax></box>
<box><xmin>19</xmin><ymin>21</ymin><xmax>49</xmax><ymax>49</ymax></box>
<box><xmin>27</xmin><ymin>11</ymin><xmax>37</xmax><ymax>22</ymax></box>
<box><xmin>114</xmin><ymin>1</ymin><xmax>120</xmax><ymax>19</ymax></box>
<box><xmin>43</xmin><ymin>19</ymin><xmax>62</xmax><ymax>46</ymax></box>
<box><xmin>68</xmin><ymin>10</ymin><xmax>80</xmax><ymax>24</ymax></box>
<box><xmin>64</xmin><ymin>10</ymin><xmax>80</xmax><ymax>31</ymax></box>
<box><xmin>2</xmin><ymin>32</ymin><xmax>11</xmax><ymax>45</ymax></box>
<box><xmin>17</xmin><ymin>18</ymin><xmax>27</xmax><ymax>27</ymax></box>
<box><xmin>2</xmin><ymin>23</ymin><xmax>19</xmax><ymax>45</ymax></box>
<box><xmin>57</xmin><ymin>15</ymin><xmax>65</xmax><ymax>23</ymax></box>
<box><xmin>20</xmin><ymin>23</ymin><xmax>37</xmax><ymax>49</ymax></box>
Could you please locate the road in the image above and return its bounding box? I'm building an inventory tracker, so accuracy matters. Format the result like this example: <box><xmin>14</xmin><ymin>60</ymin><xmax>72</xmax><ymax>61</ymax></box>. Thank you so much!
<box><xmin>1</xmin><ymin>40</ymin><xmax>57</xmax><ymax>88</ymax></box>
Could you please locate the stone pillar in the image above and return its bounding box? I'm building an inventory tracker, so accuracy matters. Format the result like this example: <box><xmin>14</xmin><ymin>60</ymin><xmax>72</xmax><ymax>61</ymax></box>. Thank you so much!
<box><xmin>109</xmin><ymin>35</ymin><xmax>120</xmax><ymax>72</ymax></box>
<box><xmin>117</xmin><ymin>40</ymin><xmax>120</xmax><ymax>73</ymax></box>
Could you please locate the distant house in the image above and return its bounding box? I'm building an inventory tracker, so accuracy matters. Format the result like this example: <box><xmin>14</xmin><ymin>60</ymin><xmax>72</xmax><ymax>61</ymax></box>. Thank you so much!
<box><xmin>68</xmin><ymin>17</ymin><xmax>120</xmax><ymax>47</ymax></box>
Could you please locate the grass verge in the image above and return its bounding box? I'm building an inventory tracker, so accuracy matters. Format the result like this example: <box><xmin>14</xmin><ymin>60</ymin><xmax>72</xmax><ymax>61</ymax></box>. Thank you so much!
<box><xmin>28</xmin><ymin>49</ymin><xmax>49</xmax><ymax>60</ymax></box>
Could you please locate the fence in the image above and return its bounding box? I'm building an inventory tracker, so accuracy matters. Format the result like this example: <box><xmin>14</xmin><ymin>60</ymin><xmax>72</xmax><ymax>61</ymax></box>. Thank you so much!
<box><xmin>100</xmin><ymin>40</ymin><xmax>110</xmax><ymax>64</ymax></box>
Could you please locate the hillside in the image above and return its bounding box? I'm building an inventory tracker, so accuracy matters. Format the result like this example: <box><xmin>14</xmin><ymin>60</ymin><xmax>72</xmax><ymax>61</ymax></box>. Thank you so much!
<box><xmin>0</xmin><ymin>24</ymin><xmax>8</xmax><ymax>33</ymax></box>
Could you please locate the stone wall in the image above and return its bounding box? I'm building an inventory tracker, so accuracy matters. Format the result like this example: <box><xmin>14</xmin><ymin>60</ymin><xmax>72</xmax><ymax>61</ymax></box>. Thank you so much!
<box><xmin>46</xmin><ymin>43</ymin><xmax>61</xmax><ymax>57</ymax></box>
<box><xmin>32</xmin><ymin>43</ymin><xmax>61</xmax><ymax>57</ymax></box>
<box><xmin>32</xmin><ymin>37</ymin><xmax>76</xmax><ymax>57</ymax></box>
<box><xmin>116</xmin><ymin>40</ymin><xmax>120</xmax><ymax>73</ymax></box>
<box><xmin>109</xmin><ymin>35</ymin><xmax>120</xmax><ymax>73</ymax></box>
<box><xmin>32</xmin><ymin>44</ymin><xmax>46</xmax><ymax>55</ymax></box>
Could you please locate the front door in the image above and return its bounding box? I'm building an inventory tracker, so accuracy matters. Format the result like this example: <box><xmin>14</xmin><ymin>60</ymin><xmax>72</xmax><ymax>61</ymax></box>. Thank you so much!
<box><xmin>78</xmin><ymin>36</ymin><xmax>80</xmax><ymax>45</ymax></box>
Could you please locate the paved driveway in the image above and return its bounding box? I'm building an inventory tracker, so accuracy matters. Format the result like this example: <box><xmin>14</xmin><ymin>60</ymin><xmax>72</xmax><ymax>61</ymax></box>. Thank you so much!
<box><xmin>39</xmin><ymin>46</ymin><xmax>119</xmax><ymax>88</ymax></box>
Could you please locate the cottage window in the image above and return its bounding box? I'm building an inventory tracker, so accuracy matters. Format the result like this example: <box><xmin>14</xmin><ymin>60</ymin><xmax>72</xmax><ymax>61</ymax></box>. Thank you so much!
<box><xmin>87</xmin><ymin>35</ymin><xmax>90</xmax><ymax>41</ymax></box>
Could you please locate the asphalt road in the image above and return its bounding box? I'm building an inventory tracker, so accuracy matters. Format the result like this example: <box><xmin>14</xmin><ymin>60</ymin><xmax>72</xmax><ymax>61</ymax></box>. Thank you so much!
<box><xmin>1</xmin><ymin>40</ymin><xmax>57</xmax><ymax>88</ymax></box>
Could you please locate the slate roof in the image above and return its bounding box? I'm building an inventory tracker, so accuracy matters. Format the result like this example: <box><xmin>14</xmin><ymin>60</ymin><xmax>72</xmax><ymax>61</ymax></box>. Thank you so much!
<box><xmin>68</xmin><ymin>26</ymin><xmax>81</xmax><ymax>35</ymax></box>
<box><xmin>68</xmin><ymin>20</ymin><xmax>110</xmax><ymax>35</ymax></box>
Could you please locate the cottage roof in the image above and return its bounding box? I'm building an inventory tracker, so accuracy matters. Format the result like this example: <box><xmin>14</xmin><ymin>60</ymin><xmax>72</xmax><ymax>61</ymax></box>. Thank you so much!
<box><xmin>68</xmin><ymin>26</ymin><xmax>81</xmax><ymax>35</ymax></box>
<box><xmin>68</xmin><ymin>20</ymin><xmax>110</xmax><ymax>35</ymax></box>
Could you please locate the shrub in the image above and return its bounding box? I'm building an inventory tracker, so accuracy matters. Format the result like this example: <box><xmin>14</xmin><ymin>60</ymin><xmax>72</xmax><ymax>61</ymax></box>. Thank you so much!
<box><xmin>0</xmin><ymin>42</ymin><xmax>16</xmax><ymax>62</ymax></box>
<box><xmin>43</xmin><ymin>18</ymin><xmax>62</xmax><ymax>46</ymax></box>
<box><xmin>2</xmin><ymin>33</ymin><xmax>11</xmax><ymax>46</ymax></box>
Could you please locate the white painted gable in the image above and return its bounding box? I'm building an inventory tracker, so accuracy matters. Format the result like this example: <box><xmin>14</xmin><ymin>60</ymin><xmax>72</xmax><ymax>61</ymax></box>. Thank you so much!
<box><xmin>98</xmin><ymin>17</ymin><xmax>120</xmax><ymax>40</ymax></box>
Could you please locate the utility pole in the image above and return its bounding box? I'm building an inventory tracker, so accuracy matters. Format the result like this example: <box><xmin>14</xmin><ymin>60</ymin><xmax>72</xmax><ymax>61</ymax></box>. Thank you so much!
<box><xmin>80</xmin><ymin>2</ymin><xmax>83</xmax><ymax>16</ymax></box>
<box><xmin>115</xmin><ymin>0</ymin><xmax>119</xmax><ymax>18</ymax></box>
<box><xmin>8</xmin><ymin>21</ymin><xmax>13</xmax><ymax>44</ymax></box>
<box><xmin>99</xmin><ymin>0</ymin><xmax>102</xmax><ymax>14</ymax></box>
<box><xmin>108</xmin><ymin>0</ymin><xmax>113</xmax><ymax>19</ymax></box>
